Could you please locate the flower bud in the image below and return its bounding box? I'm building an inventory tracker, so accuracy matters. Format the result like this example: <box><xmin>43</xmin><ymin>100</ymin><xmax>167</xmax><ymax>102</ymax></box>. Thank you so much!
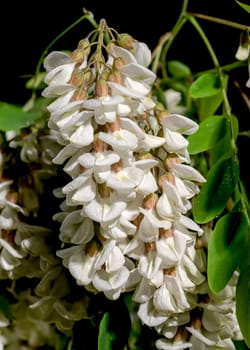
<box><xmin>95</xmin><ymin>78</ymin><xmax>109</xmax><ymax>97</ymax></box>
<box><xmin>71</xmin><ymin>49</ymin><xmax>85</xmax><ymax>65</ymax></box>
<box><xmin>235</xmin><ymin>30</ymin><xmax>250</xmax><ymax>61</ymax></box>
<box><xmin>108</xmin><ymin>70</ymin><xmax>123</xmax><ymax>84</ymax></box>
<box><xmin>77</xmin><ymin>38</ymin><xmax>91</xmax><ymax>56</ymax></box>
<box><xmin>113</xmin><ymin>57</ymin><xmax>126</xmax><ymax>70</ymax></box>
<box><xmin>116</xmin><ymin>33</ymin><xmax>135</xmax><ymax>50</ymax></box>
<box><xmin>71</xmin><ymin>87</ymin><xmax>88</xmax><ymax>101</ymax></box>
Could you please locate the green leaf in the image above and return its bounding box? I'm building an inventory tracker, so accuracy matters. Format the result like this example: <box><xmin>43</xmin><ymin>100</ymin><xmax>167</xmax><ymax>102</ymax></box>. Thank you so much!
<box><xmin>193</xmin><ymin>157</ymin><xmax>239</xmax><ymax>223</ymax></box>
<box><xmin>235</xmin><ymin>0</ymin><xmax>250</xmax><ymax>13</ymax></box>
<box><xmin>189</xmin><ymin>73</ymin><xmax>221</xmax><ymax>98</ymax></box>
<box><xmin>209</xmin><ymin>114</ymin><xmax>239</xmax><ymax>166</ymax></box>
<box><xmin>188</xmin><ymin>115</ymin><xmax>229</xmax><ymax>154</ymax></box>
<box><xmin>98</xmin><ymin>312</ymin><xmax>115</xmax><ymax>350</ymax></box>
<box><xmin>0</xmin><ymin>103</ymin><xmax>43</xmax><ymax>131</ymax></box>
<box><xmin>208</xmin><ymin>212</ymin><xmax>248</xmax><ymax>293</ymax></box>
<box><xmin>167</xmin><ymin>60</ymin><xmax>192</xmax><ymax>79</ymax></box>
<box><xmin>236</xmin><ymin>267</ymin><xmax>250</xmax><ymax>347</ymax></box>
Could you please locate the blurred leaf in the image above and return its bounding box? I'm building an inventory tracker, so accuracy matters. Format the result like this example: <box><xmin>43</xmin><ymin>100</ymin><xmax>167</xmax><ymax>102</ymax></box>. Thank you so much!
<box><xmin>208</xmin><ymin>212</ymin><xmax>248</xmax><ymax>293</ymax></box>
<box><xmin>235</xmin><ymin>0</ymin><xmax>250</xmax><ymax>13</ymax></box>
<box><xmin>236</xmin><ymin>267</ymin><xmax>250</xmax><ymax>347</ymax></box>
<box><xmin>188</xmin><ymin>115</ymin><xmax>228</xmax><ymax>154</ymax></box>
<box><xmin>193</xmin><ymin>157</ymin><xmax>239</xmax><ymax>223</ymax></box>
<box><xmin>167</xmin><ymin>60</ymin><xmax>192</xmax><ymax>79</ymax></box>
<box><xmin>0</xmin><ymin>295</ymin><xmax>13</xmax><ymax>320</ymax></box>
<box><xmin>25</xmin><ymin>72</ymin><xmax>46</xmax><ymax>90</ymax></box>
<box><xmin>190</xmin><ymin>73</ymin><xmax>221</xmax><ymax>98</ymax></box>
<box><xmin>0</xmin><ymin>102</ymin><xmax>43</xmax><ymax>131</ymax></box>
<box><xmin>98</xmin><ymin>312</ymin><xmax>115</xmax><ymax>350</ymax></box>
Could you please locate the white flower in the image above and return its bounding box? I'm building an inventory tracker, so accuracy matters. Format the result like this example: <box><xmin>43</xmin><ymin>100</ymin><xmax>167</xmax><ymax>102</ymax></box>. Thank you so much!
<box><xmin>155</xmin><ymin>337</ymin><xmax>192</xmax><ymax>350</ymax></box>
<box><xmin>153</xmin><ymin>274</ymin><xmax>191</xmax><ymax>314</ymax></box>
<box><xmin>59</xmin><ymin>209</ymin><xmax>94</xmax><ymax>244</ymax></box>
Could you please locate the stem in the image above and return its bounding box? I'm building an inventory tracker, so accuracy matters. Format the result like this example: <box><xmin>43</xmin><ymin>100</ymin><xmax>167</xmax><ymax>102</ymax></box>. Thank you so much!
<box><xmin>151</xmin><ymin>0</ymin><xmax>189</xmax><ymax>77</ymax></box>
<box><xmin>189</xmin><ymin>12</ymin><xmax>250</xmax><ymax>31</ymax></box>
<box><xmin>187</xmin><ymin>15</ymin><xmax>238</xmax><ymax>156</ymax></box>
<box><xmin>34</xmin><ymin>10</ymin><xmax>98</xmax><ymax>79</ymax></box>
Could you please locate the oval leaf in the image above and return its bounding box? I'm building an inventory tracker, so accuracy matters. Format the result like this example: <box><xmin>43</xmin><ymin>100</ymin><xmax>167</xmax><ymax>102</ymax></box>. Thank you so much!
<box><xmin>208</xmin><ymin>211</ymin><xmax>248</xmax><ymax>293</ymax></box>
<box><xmin>193</xmin><ymin>158</ymin><xmax>239</xmax><ymax>223</ymax></box>
<box><xmin>188</xmin><ymin>115</ymin><xmax>228</xmax><ymax>154</ymax></box>
<box><xmin>189</xmin><ymin>73</ymin><xmax>221</xmax><ymax>98</ymax></box>
<box><xmin>0</xmin><ymin>102</ymin><xmax>43</xmax><ymax>131</ymax></box>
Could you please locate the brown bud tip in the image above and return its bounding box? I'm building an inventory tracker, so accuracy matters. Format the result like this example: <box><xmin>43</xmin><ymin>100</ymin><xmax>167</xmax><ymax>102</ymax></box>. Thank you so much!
<box><xmin>78</xmin><ymin>38</ymin><xmax>90</xmax><ymax>52</ymax></box>
<box><xmin>163</xmin><ymin>154</ymin><xmax>181</xmax><ymax>170</ymax></box>
<box><xmin>98</xmin><ymin>183</ymin><xmax>111</xmax><ymax>198</ymax></box>
<box><xmin>108</xmin><ymin>70</ymin><xmax>123</xmax><ymax>85</ymax></box>
<box><xmin>71</xmin><ymin>87</ymin><xmax>88</xmax><ymax>101</ymax></box>
<box><xmin>145</xmin><ymin>241</ymin><xmax>156</xmax><ymax>252</ymax></box>
<box><xmin>95</xmin><ymin>78</ymin><xmax>109</xmax><ymax>97</ymax></box>
<box><xmin>68</xmin><ymin>69</ymin><xmax>86</xmax><ymax>87</ymax></box>
<box><xmin>159</xmin><ymin>227</ymin><xmax>174</xmax><ymax>238</ymax></box>
<box><xmin>71</xmin><ymin>49</ymin><xmax>85</xmax><ymax>65</ymax></box>
<box><xmin>85</xmin><ymin>239</ymin><xmax>101</xmax><ymax>257</ymax></box>
<box><xmin>113</xmin><ymin>57</ymin><xmax>126</xmax><ymax>70</ymax></box>
<box><xmin>93</xmin><ymin>134</ymin><xmax>108</xmax><ymax>152</ymax></box>
<box><xmin>158</xmin><ymin>172</ymin><xmax>175</xmax><ymax>188</ymax></box>
<box><xmin>143</xmin><ymin>193</ymin><xmax>158</xmax><ymax>209</ymax></box>
<box><xmin>163</xmin><ymin>266</ymin><xmax>176</xmax><ymax>276</ymax></box>
<box><xmin>117</xmin><ymin>33</ymin><xmax>135</xmax><ymax>50</ymax></box>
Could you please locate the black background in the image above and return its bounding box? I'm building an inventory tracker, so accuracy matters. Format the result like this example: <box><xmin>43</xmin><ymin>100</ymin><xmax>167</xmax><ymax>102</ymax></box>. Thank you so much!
<box><xmin>1</xmin><ymin>0</ymin><xmax>249</xmax><ymax>193</ymax></box>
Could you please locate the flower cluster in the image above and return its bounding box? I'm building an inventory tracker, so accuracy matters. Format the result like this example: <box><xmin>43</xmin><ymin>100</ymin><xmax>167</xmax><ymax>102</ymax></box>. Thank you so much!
<box><xmin>41</xmin><ymin>21</ymin><xmax>242</xmax><ymax>349</ymax></box>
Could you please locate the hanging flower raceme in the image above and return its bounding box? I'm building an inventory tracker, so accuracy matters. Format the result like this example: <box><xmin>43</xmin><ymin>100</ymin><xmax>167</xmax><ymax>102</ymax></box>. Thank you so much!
<box><xmin>42</xmin><ymin>19</ymin><xmax>242</xmax><ymax>349</ymax></box>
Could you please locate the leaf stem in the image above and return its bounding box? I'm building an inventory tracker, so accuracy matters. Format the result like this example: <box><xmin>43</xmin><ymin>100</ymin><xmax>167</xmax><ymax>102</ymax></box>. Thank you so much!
<box><xmin>187</xmin><ymin>15</ymin><xmax>238</xmax><ymax>155</ymax></box>
<box><xmin>188</xmin><ymin>12</ymin><xmax>250</xmax><ymax>31</ymax></box>
<box><xmin>151</xmin><ymin>0</ymin><xmax>189</xmax><ymax>76</ymax></box>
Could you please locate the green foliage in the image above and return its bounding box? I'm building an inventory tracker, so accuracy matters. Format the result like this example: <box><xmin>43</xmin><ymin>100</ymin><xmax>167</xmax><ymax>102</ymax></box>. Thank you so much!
<box><xmin>209</xmin><ymin>114</ymin><xmax>239</xmax><ymax>166</ymax></box>
<box><xmin>207</xmin><ymin>212</ymin><xmax>248</xmax><ymax>293</ymax></box>
<box><xmin>188</xmin><ymin>115</ymin><xmax>229</xmax><ymax>154</ymax></box>
<box><xmin>235</xmin><ymin>0</ymin><xmax>250</xmax><ymax>13</ymax></box>
<box><xmin>98</xmin><ymin>312</ymin><xmax>115</xmax><ymax>350</ymax></box>
<box><xmin>0</xmin><ymin>102</ymin><xmax>43</xmax><ymax>132</ymax></box>
<box><xmin>193</xmin><ymin>157</ymin><xmax>239</xmax><ymax>223</ymax></box>
<box><xmin>167</xmin><ymin>60</ymin><xmax>192</xmax><ymax>79</ymax></box>
<box><xmin>189</xmin><ymin>72</ymin><xmax>221</xmax><ymax>98</ymax></box>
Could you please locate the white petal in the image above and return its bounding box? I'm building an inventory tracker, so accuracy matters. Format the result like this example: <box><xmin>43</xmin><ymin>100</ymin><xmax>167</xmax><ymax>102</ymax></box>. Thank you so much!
<box><xmin>155</xmin><ymin>338</ymin><xmax>192</xmax><ymax>350</ymax></box>
<box><xmin>68</xmin><ymin>249</ymin><xmax>96</xmax><ymax>285</ymax></box>
<box><xmin>137</xmin><ymin>299</ymin><xmax>167</xmax><ymax>327</ymax></box>
<box><xmin>84</xmin><ymin>198</ymin><xmax>127</xmax><ymax>223</ymax></box>
<box><xmin>43</xmin><ymin>51</ymin><xmax>73</xmax><ymax>71</ymax></box>
<box><xmin>69</xmin><ymin>122</ymin><xmax>94</xmax><ymax>147</ymax></box>
<box><xmin>163</xmin><ymin>114</ymin><xmax>198</xmax><ymax>135</ymax></box>
<box><xmin>93</xmin><ymin>266</ymin><xmax>129</xmax><ymax>291</ymax></box>
<box><xmin>120</xmin><ymin>63</ymin><xmax>156</xmax><ymax>84</ymax></box>
<box><xmin>134</xmin><ymin>41</ymin><xmax>152</xmax><ymax>67</ymax></box>
<box><xmin>98</xmin><ymin>129</ymin><xmax>137</xmax><ymax>153</ymax></box>
<box><xmin>164</xmin><ymin>130</ymin><xmax>189</xmax><ymax>153</ymax></box>
<box><xmin>109</xmin><ymin>45</ymin><xmax>137</xmax><ymax>64</ymax></box>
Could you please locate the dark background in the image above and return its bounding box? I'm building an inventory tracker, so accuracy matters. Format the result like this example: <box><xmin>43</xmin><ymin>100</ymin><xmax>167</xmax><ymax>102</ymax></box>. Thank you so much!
<box><xmin>1</xmin><ymin>0</ymin><xmax>249</xmax><ymax>193</ymax></box>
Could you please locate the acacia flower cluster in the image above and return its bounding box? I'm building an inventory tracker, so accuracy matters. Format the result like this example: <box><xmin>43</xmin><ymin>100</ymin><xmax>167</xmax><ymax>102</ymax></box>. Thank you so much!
<box><xmin>40</xmin><ymin>20</ymin><xmax>242</xmax><ymax>349</ymax></box>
